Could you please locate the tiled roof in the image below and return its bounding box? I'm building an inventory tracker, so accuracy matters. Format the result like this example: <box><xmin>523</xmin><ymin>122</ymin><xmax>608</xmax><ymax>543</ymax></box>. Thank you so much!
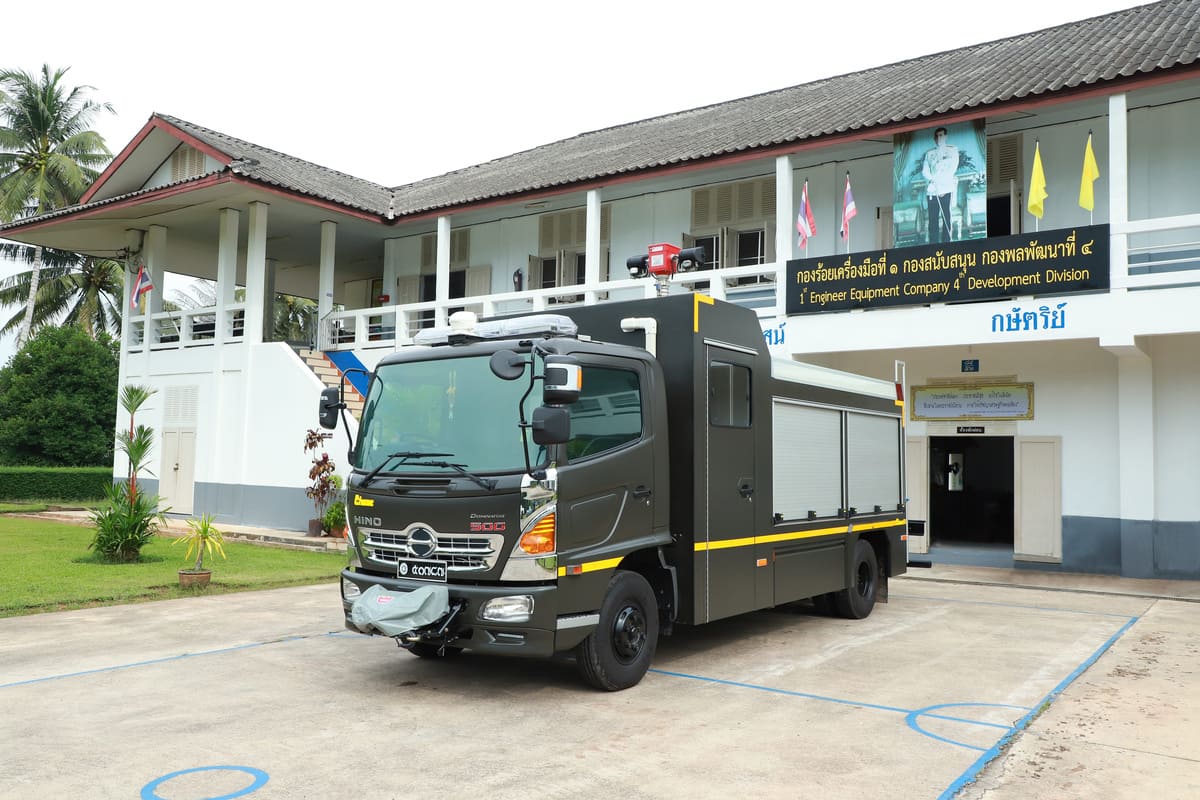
<box><xmin>158</xmin><ymin>114</ymin><xmax>395</xmax><ymax>216</ymax></box>
<box><xmin>3</xmin><ymin>0</ymin><xmax>1196</xmax><ymax>233</ymax></box>
<box><xmin>389</xmin><ymin>0</ymin><xmax>1200</xmax><ymax>216</ymax></box>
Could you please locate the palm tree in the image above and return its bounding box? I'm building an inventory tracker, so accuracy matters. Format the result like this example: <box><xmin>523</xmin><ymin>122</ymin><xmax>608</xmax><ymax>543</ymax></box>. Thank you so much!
<box><xmin>0</xmin><ymin>249</ymin><xmax>123</xmax><ymax>338</ymax></box>
<box><xmin>0</xmin><ymin>65</ymin><xmax>113</xmax><ymax>346</ymax></box>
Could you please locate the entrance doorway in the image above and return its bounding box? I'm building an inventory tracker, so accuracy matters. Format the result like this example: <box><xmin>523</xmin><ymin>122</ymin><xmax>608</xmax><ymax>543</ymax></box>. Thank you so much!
<box><xmin>928</xmin><ymin>436</ymin><xmax>1014</xmax><ymax>547</ymax></box>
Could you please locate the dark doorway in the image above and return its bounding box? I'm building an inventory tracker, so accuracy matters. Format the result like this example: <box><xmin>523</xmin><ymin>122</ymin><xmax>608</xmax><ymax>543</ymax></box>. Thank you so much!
<box><xmin>418</xmin><ymin>271</ymin><xmax>467</xmax><ymax>328</ymax></box>
<box><xmin>929</xmin><ymin>436</ymin><xmax>1014</xmax><ymax>546</ymax></box>
<box><xmin>986</xmin><ymin>195</ymin><xmax>1013</xmax><ymax>238</ymax></box>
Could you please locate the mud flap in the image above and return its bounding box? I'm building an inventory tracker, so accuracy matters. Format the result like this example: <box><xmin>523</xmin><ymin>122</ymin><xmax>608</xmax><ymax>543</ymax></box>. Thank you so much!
<box><xmin>350</xmin><ymin>584</ymin><xmax>451</xmax><ymax>637</ymax></box>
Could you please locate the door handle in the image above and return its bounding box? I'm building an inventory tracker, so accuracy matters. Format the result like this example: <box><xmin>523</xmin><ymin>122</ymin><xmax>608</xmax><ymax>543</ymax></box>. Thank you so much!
<box><xmin>738</xmin><ymin>483</ymin><xmax>754</xmax><ymax>498</ymax></box>
<box><xmin>632</xmin><ymin>485</ymin><xmax>652</xmax><ymax>499</ymax></box>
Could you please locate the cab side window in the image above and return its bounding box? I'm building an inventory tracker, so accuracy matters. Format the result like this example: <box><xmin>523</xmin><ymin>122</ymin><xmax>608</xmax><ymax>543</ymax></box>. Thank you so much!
<box><xmin>566</xmin><ymin>367</ymin><xmax>642</xmax><ymax>459</ymax></box>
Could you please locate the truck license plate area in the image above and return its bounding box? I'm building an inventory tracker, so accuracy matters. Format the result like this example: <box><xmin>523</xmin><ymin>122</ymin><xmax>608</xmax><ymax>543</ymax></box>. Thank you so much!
<box><xmin>397</xmin><ymin>558</ymin><xmax>448</xmax><ymax>583</ymax></box>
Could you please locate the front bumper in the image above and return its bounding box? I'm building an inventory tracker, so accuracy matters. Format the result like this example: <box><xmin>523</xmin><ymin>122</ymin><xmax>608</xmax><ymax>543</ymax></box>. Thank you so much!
<box><xmin>341</xmin><ymin>569</ymin><xmax>581</xmax><ymax>657</ymax></box>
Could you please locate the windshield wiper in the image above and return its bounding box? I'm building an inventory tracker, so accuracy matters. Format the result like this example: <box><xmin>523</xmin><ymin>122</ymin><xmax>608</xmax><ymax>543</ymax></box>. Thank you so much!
<box><xmin>360</xmin><ymin>451</ymin><xmax>454</xmax><ymax>487</ymax></box>
<box><xmin>403</xmin><ymin>461</ymin><xmax>497</xmax><ymax>491</ymax></box>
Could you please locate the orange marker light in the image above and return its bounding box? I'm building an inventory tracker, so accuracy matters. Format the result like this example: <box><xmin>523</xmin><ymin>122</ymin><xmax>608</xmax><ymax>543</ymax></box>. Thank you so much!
<box><xmin>520</xmin><ymin>513</ymin><xmax>556</xmax><ymax>555</ymax></box>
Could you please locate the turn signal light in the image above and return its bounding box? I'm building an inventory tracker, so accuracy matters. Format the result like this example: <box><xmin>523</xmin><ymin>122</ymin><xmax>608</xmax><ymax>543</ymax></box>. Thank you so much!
<box><xmin>520</xmin><ymin>513</ymin><xmax>556</xmax><ymax>555</ymax></box>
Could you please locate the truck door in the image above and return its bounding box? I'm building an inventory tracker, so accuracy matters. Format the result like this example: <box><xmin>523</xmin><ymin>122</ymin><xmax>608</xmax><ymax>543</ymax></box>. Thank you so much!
<box><xmin>703</xmin><ymin>346</ymin><xmax>757</xmax><ymax>622</ymax></box>
<box><xmin>555</xmin><ymin>359</ymin><xmax>655</xmax><ymax>614</ymax></box>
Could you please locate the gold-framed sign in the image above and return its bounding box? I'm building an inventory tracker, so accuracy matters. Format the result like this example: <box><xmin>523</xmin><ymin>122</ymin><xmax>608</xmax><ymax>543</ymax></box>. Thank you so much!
<box><xmin>910</xmin><ymin>383</ymin><xmax>1034</xmax><ymax>420</ymax></box>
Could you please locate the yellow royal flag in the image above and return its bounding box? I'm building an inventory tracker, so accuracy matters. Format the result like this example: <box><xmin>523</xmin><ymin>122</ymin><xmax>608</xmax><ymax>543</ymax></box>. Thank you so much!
<box><xmin>1028</xmin><ymin>142</ymin><xmax>1048</xmax><ymax>219</ymax></box>
<box><xmin>1079</xmin><ymin>133</ymin><xmax>1100</xmax><ymax>211</ymax></box>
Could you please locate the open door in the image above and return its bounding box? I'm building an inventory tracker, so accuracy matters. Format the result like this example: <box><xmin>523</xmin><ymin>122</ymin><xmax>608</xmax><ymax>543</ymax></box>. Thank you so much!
<box><xmin>905</xmin><ymin>436</ymin><xmax>928</xmax><ymax>554</ymax></box>
<box><xmin>1015</xmin><ymin>436</ymin><xmax>1062</xmax><ymax>562</ymax></box>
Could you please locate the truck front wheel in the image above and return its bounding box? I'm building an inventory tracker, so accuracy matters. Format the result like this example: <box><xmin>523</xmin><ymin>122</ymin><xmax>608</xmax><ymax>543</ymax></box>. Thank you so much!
<box><xmin>833</xmin><ymin>539</ymin><xmax>879</xmax><ymax>620</ymax></box>
<box><xmin>575</xmin><ymin>570</ymin><xmax>659</xmax><ymax>691</ymax></box>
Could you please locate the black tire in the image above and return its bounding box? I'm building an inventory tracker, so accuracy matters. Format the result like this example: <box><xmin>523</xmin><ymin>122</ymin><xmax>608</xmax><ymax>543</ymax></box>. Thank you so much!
<box><xmin>832</xmin><ymin>539</ymin><xmax>879</xmax><ymax>620</ymax></box>
<box><xmin>407</xmin><ymin>642</ymin><xmax>464</xmax><ymax>659</ymax></box>
<box><xmin>575</xmin><ymin>571</ymin><xmax>659</xmax><ymax>691</ymax></box>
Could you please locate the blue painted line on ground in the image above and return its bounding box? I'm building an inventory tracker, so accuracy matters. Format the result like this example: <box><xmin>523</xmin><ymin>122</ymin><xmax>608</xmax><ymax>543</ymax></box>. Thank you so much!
<box><xmin>141</xmin><ymin>765</ymin><xmax>269</xmax><ymax>800</ymax></box>
<box><xmin>937</xmin><ymin>614</ymin><xmax>1140</xmax><ymax>800</ymax></box>
<box><xmin>0</xmin><ymin>634</ymin><xmax>333</xmax><ymax>690</ymax></box>
<box><xmin>890</xmin><ymin>591</ymin><xmax>1138</xmax><ymax>619</ymax></box>
<box><xmin>649</xmin><ymin>669</ymin><xmax>1028</xmax><ymax>750</ymax></box>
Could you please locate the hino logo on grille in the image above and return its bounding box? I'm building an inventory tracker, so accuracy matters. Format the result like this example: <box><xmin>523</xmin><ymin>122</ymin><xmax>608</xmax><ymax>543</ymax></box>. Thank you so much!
<box><xmin>407</xmin><ymin>527</ymin><xmax>437</xmax><ymax>558</ymax></box>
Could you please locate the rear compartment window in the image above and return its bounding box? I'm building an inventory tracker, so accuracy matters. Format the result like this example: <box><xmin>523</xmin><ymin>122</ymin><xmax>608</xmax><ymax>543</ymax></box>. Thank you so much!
<box><xmin>710</xmin><ymin>362</ymin><xmax>751</xmax><ymax>427</ymax></box>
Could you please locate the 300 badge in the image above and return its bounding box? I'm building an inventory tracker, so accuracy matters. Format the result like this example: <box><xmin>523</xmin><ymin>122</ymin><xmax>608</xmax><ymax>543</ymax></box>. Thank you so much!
<box><xmin>397</xmin><ymin>558</ymin><xmax>447</xmax><ymax>582</ymax></box>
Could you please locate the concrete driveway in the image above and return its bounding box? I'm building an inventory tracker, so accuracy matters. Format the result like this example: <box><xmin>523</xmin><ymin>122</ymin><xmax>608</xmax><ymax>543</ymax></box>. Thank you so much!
<box><xmin>1</xmin><ymin>571</ymin><xmax>1196</xmax><ymax>799</ymax></box>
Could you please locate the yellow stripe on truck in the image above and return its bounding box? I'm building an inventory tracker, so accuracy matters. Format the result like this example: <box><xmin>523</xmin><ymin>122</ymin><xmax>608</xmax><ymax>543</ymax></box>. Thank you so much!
<box><xmin>557</xmin><ymin>557</ymin><xmax>623</xmax><ymax>577</ymax></box>
<box><xmin>694</xmin><ymin>519</ymin><xmax>905</xmax><ymax>552</ymax></box>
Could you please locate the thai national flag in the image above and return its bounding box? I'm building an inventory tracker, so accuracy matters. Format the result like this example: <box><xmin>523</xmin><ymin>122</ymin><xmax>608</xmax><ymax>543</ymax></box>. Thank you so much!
<box><xmin>796</xmin><ymin>180</ymin><xmax>816</xmax><ymax>247</ymax></box>
<box><xmin>130</xmin><ymin>263</ymin><xmax>154</xmax><ymax>309</ymax></box>
<box><xmin>840</xmin><ymin>174</ymin><xmax>857</xmax><ymax>239</ymax></box>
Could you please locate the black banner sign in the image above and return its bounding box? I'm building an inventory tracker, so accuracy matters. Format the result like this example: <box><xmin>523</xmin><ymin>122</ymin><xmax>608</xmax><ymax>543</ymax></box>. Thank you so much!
<box><xmin>786</xmin><ymin>225</ymin><xmax>1109</xmax><ymax>314</ymax></box>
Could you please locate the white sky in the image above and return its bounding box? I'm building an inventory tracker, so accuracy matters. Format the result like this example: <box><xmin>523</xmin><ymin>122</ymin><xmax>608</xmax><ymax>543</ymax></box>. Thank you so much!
<box><xmin>0</xmin><ymin>0</ymin><xmax>1149</xmax><ymax>363</ymax></box>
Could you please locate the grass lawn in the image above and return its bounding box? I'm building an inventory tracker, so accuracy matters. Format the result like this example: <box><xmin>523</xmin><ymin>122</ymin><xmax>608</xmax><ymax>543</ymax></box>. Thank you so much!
<box><xmin>0</xmin><ymin>515</ymin><xmax>344</xmax><ymax>617</ymax></box>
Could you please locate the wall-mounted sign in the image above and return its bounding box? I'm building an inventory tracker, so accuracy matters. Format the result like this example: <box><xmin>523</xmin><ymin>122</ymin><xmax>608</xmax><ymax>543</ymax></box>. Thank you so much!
<box><xmin>957</xmin><ymin>425</ymin><xmax>985</xmax><ymax>434</ymax></box>
<box><xmin>961</xmin><ymin>359</ymin><xmax>979</xmax><ymax>372</ymax></box>
<box><xmin>786</xmin><ymin>225</ymin><xmax>1108</xmax><ymax>314</ymax></box>
<box><xmin>911</xmin><ymin>383</ymin><xmax>1034</xmax><ymax>420</ymax></box>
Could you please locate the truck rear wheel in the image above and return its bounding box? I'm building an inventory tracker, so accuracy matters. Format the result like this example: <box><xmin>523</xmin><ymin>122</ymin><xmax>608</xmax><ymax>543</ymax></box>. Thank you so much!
<box><xmin>575</xmin><ymin>570</ymin><xmax>659</xmax><ymax>691</ymax></box>
<box><xmin>833</xmin><ymin>539</ymin><xmax>878</xmax><ymax>620</ymax></box>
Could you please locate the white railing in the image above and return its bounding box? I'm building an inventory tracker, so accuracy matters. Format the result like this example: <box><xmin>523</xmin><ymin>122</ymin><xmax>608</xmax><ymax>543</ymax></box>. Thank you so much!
<box><xmin>1114</xmin><ymin>212</ymin><xmax>1200</xmax><ymax>290</ymax></box>
<box><xmin>129</xmin><ymin>302</ymin><xmax>245</xmax><ymax>350</ymax></box>
<box><xmin>318</xmin><ymin>264</ymin><xmax>787</xmax><ymax>351</ymax></box>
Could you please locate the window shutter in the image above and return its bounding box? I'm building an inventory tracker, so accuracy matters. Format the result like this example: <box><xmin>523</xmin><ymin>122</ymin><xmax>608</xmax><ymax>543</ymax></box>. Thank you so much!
<box><xmin>988</xmin><ymin>135</ymin><xmax>1021</xmax><ymax>192</ymax></box>
<box><xmin>692</xmin><ymin>187</ymin><xmax>713</xmax><ymax>229</ymax></box>
<box><xmin>715</xmin><ymin>184</ymin><xmax>734</xmax><ymax>224</ymax></box>
<box><xmin>465</xmin><ymin>265</ymin><xmax>491</xmax><ymax>297</ymax></box>
<box><xmin>396</xmin><ymin>275</ymin><xmax>420</xmax><ymax>305</ymax></box>
<box><xmin>528</xmin><ymin>255</ymin><xmax>542</xmax><ymax>288</ymax></box>
<box><xmin>450</xmin><ymin>229</ymin><xmax>470</xmax><ymax>267</ymax></box>
<box><xmin>420</xmin><ymin>234</ymin><xmax>436</xmax><ymax>273</ymax></box>
<box><xmin>760</xmin><ymin>176</ymin><xmax>777</xmax><ymax>218</ymax></box>
<box><xmin>600</xmin><ymin>205</ymin><xmax>611</xmax><ymax>241</ymax></box>
<box><xmin>735</xmin><ymin>182</ymin><xmax>756</xmax><ymax>222</ymax></box>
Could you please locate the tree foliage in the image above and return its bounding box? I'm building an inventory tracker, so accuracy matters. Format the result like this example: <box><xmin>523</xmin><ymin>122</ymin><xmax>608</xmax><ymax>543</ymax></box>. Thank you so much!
<box><xmin>0</xmin><ymin>325</ymin><xmax>118</xmax><ymax>465</ymax></box>
<box><xmin>0</xmin><ymin>252</ymin><xmax>123</xmax><ymax>338</ymax></box>
<box><xmin>0</xmin><ymin>64</ymin><xmax>113</xmax><ymax>345</ymax></box>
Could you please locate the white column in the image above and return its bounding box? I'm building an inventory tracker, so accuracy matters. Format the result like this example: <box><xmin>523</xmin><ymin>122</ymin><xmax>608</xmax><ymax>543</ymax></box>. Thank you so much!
<box><xmin>1108</xmin><ymin>93</ymin><xmax>1129</xmax><ymax>290</ymax></box>
<box><xmin>141</xmin><ymin>225</ymin><xmax>167</xmax><ymax>354</ymax></box>
<box><xmin>774</xmin><ymin>155</ymin><xmax>795</xmax><ymax>319</ymax></box>
<box><xmin>382</xmin><ymin>238</ymin><xmax>399</xmax><ymax>303</ymax></box>
<box><xmin>318</xmin><ymin>221</ymin><xmax>336</xmax><ymax>323</ymax></box>
<box><xmin>1104</xmin><ymin>339</ymin><xmax>1155</xmax><ymax>576</ymax></box>
<box><xmin>585</xmin><ymin>189</ymin><xmax>602</xmax><ymax>302</ymax></box>
<box><xmin>435</xmin><ymin>215</ymin><xmax>451</xmax><ymax>326</ymax></box>
<box><xmin>215</xmin><ymin>208</ymin><xmax>239</xmax><ymax>344</ymax></box>
<box><xmin>244</xmin><ymin>201</ymin><xmax>269</xmax><ymax>345</ymax></box>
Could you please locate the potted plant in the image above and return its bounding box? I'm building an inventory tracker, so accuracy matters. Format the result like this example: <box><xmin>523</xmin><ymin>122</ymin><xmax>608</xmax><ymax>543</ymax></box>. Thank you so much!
<box><xmin>174</xmin><ymin>513</ymin><xmax>226</xmax><ymax>588</ymax></box>
<box><xmin>323</xmin><ymin>498</ymin><xmax>347</xmax><ymax>537</ymax></box>
<box><xmin>304</xmin><ymin>429</ymin><xmax>336</xmax><ymax>536</ymax></box>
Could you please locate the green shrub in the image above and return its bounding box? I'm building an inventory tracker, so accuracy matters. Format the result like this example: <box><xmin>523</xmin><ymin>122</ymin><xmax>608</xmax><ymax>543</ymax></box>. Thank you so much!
<box><xmin>0</xmin><ymin>466</ymin><xmax>111</xmax><ymax>501</ymax></box>
<box><xmin>88</xmin><ymin>482</ymin><xmax>168</xmax><ymax>563</ymax></box>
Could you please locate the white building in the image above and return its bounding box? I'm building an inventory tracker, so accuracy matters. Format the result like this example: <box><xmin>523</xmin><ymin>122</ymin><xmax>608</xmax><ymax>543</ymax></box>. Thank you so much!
<box><xmin>3</xmin><ymin>0</ymin><xmax>1198</xmax><ymax>578</ymax></box>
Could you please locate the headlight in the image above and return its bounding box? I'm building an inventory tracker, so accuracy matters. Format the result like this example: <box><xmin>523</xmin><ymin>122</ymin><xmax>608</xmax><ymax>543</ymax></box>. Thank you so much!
<box><xmin>479</xmin><ymin>595</ymin><xmax>534</xmax><ymax>623</ymax></box>
<box><xmin>342</xmin><ymin>577</ymin><xmax>362</xmax><ymax>601</ymax></box>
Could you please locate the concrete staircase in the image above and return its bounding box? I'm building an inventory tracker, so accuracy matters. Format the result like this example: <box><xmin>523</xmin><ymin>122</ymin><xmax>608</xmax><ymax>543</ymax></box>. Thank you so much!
<box><xmin>300</xmin><ymin>349</ymin><xmax>365</xmax><ymax>418</ymax></box>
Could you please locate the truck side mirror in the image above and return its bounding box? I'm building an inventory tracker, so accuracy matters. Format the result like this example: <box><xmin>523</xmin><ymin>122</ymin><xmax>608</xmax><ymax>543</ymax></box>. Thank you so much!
<box><xmin>490</xmin><ymin>349</ymin><xmax>526</xmax><ymax>380</ymax></box>
<box><xmin>531</xmin><ymin>406</ymin><xmax>570</xmax><ymax>445</ymax></box>
<box><xmin>542</xmin><ymin>355</ymin><xmax>581</xmax><ymax>405</ymax></box>
<box><xmin>318</xmin><ymin>386</ymin><xmax>342</xmax><ymax>430</ymax></box>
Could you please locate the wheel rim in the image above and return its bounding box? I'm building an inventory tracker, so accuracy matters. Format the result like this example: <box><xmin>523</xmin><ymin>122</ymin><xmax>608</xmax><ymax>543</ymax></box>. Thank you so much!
<box><xmin>612</xmin><ymin>604</ymin><xmax>647</xmax><ymax>664</ymax></box>
<box><xmin>856</xmin><ymin>561</ymin><xmax>875</xmax><ymax>599</ymax></box>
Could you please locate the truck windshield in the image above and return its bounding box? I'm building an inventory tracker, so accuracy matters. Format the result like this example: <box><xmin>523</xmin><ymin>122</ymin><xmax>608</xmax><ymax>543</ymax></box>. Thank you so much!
<box><xmin>354</xmin><ymin>355</ymin><xmax>537</xmax><ymax>475</ymax></box>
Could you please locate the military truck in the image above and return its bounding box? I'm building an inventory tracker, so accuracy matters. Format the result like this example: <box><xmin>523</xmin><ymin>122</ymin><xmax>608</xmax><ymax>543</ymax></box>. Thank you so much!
<box><xmin>322</xmin><ymin>293</ymin><xmax>907</xmax><ymax>690</ymax></box>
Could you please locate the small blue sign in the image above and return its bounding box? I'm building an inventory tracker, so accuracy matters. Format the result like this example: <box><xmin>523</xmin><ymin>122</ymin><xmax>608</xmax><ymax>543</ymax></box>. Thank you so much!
<box><xmin>961</xmin><ymin>359</ymin><xmax>980</xmax><ymax>373</ymax></box>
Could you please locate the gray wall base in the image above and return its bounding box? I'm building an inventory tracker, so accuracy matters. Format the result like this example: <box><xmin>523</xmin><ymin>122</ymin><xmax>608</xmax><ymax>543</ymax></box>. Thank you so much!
<box><xmin>1063</xmin><ymin>515</ymin><xmax>1199</xmax><ymax>579</ymax></box>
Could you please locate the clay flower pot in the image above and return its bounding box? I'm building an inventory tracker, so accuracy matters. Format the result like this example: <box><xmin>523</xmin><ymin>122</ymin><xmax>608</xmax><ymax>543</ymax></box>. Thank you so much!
<box><xmin>178</xmin><ymin>569</ymin><xmax>212</xmax><ymax>588</ymax></box>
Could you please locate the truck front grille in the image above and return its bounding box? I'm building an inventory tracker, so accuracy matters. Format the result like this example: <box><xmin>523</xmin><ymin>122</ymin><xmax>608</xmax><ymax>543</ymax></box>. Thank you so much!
<box><xmin>362</xmin><ymin>529</ymin><xmax>504</xmax><ymax>572</ymax></box>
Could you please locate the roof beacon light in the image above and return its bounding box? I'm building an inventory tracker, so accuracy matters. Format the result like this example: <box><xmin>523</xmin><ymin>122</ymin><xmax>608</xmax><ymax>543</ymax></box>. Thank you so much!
<box><xmin>413</xmin><ymin>313</ymin><xmax>577</xmax><ymax>346</ymax></box>
<box><xmin>627</xmin><ymin>242</ymin><xmax>709</xmax><ymax>296</ymax></box>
